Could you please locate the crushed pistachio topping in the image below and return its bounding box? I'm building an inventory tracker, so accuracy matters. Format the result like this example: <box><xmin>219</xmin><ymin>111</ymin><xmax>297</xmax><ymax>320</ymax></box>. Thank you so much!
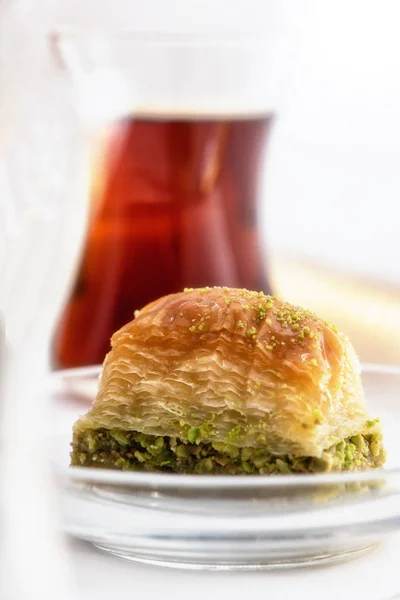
<box><xmin>312</xmin><ymin>408</ymin><xmax>324</xmax><ymax>425</ymax></box>
<box><xmin>187</xmin><ymin>426</ymin><xmax>200</xmax><ymax>444</ymax></box>
<box><xmin>255</xmin><ymin>305</ymin><xmax>267</xmax><ymax>321</ymax></box>
<box><xmin>246</xmin><ymin>327</ymin><xmax>257</xmax><ymax>340</ymax></box>
<box><xmin>71</xmin><ymin>420</ymin><xmax>385</xmax><ymax>475</ymax></box>
<box><xmin>227</xmin><ymin>425</ymin><xmax>244</xmax><ymax>443</ymax></box>
<box><xmin>324</xmin><ymin>320</ymin><xmax>339</xmax><ymax>333</ymax></box>
<box><xmin>298</xmin><ymin>326</ymin><xmax>310</xmax><ymax>339</ymax></box>
<box><xmin>178</xmin><ymin>288</ymin><xmax>340</xmax><ymax>351</ymax></box>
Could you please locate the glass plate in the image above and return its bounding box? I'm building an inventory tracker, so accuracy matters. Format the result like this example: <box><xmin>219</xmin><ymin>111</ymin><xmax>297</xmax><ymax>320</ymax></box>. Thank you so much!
<box><xmin>49</xmin><ymin>364</ymin><xmax>400</xmax><ymax>570</ymax></box>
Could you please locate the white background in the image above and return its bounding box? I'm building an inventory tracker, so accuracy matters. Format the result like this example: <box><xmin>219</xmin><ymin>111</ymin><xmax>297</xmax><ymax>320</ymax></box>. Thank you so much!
<box><xmin>265</xmin><ymin>1</ymin><xmax>400</xmax><ymax>285</ymax></box>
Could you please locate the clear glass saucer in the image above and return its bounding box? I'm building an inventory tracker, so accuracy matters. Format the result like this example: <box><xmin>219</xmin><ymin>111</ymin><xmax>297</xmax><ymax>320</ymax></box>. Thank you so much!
<box><xmin>49</xmin><ymin>364</ymin><xmax>400</xmax><ymax>570</ymax></box>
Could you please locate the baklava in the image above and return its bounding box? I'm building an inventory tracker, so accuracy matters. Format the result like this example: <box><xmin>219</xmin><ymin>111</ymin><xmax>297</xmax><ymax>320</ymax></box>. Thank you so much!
<box><xmin>71</xmin><ymin>287</ymin><xmax>385</xmax><ymax>474</ymax></box>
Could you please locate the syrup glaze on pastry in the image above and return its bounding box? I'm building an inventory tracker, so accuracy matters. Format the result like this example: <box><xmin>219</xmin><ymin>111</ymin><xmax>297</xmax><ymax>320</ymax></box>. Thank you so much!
<box><xmin>71</xmin><ymin>287</ymin><xmax>385</xmax><ymax>474</ymax></box>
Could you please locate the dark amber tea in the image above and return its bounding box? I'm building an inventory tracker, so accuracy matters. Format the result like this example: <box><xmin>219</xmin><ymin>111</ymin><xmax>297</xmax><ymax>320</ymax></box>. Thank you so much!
<box><xmin>53</xmin><ymin>115</ymin><xmax>274</xmax><ymax>368</ymax></box>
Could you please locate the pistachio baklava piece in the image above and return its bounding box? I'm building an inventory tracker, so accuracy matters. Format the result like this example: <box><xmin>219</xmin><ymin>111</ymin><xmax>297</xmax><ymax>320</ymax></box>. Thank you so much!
<box><xmin>71</xmin><ymin>287</ymin><xmax>385</xmax><ymax>474</ymax></box>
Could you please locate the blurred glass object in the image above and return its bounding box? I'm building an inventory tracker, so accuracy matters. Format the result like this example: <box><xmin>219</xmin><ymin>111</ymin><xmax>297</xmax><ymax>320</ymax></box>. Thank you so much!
<box><xmin>50</xmin><ymin>15</ymin><xmax>291</xmax><ymax>368</ymax></box>
<box><xmin>1</xmin><ymin>2</ymin><xmax>89</xmax><ymax>598</ymax></box>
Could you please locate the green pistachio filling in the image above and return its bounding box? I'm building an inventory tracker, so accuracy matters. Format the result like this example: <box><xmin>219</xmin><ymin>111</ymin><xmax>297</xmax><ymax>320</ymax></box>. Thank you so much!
<box><xmin>70</xmin><ymin>420</ymin><xmax>385</xmax><ymax>474</ymax></box>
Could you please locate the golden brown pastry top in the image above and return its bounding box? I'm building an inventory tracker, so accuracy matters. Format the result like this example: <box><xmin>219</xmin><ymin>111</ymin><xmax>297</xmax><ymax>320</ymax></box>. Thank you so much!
<box><xmin>74</xmin><ymin>287</ymin><xmax>367</xmax><ymax>457</ymax></box>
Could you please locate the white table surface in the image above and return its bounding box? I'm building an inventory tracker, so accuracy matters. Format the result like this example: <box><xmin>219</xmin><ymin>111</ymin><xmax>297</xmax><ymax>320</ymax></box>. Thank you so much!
<box><xmin>68</xmin><ymin>533</ymin><xmax>400</xmax><ymax>600</ymax></box>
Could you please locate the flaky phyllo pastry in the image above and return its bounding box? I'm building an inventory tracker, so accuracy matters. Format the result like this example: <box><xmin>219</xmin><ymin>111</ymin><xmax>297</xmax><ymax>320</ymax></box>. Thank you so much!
<box><xmin>71</xmin><ymin>287</ymin><xmax>385</xmax><ymax>474</ymax></box>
